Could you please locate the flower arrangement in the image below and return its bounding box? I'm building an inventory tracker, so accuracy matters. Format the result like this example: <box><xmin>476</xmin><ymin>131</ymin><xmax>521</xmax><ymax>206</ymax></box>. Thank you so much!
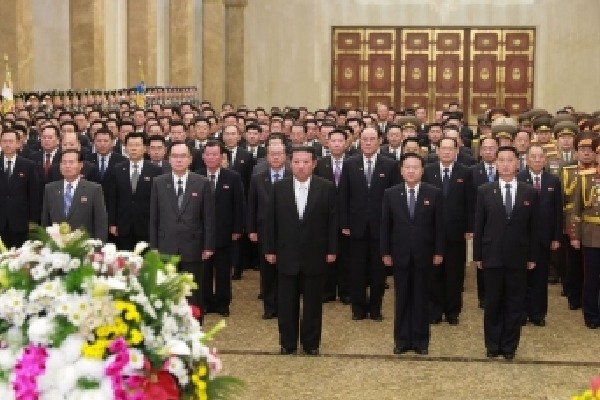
<box><xmin>0</xmin><ymin>223</ymin><xmax>243</xmax><ymax>400</ymax></box>
<box><xmin>571</xmin><ymin>377</ymin><xmax>600</xmax><ymax>400</ymax></box>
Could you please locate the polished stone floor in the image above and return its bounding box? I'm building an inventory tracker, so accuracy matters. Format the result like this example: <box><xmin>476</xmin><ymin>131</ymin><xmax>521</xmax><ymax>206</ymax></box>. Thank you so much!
<box><xmin>204</xmin><ymin>264</ymin><xmax>600</xmax><ymax>400</ymax></box>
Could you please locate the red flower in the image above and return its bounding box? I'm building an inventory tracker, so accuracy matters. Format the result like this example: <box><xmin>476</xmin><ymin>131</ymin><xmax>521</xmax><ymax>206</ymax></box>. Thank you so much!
<box><xmin>190</xmin><ymin>305</ymin><xmax>202</xmax><ymax>320</ymax></box>
<box><xmin>143</xmin><ymin>370</ymin><xmax>179</xmax><ymax>400</ymax></box>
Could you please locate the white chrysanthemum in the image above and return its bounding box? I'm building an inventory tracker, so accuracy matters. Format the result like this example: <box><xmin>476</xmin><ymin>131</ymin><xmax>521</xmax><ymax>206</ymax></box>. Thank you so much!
<box><xmin>0</xmin><ymin>348</ymin><xmax>17</xmax><ymax>370</ymax></box>
<box><xmin>73</xmin><ymin>358</ymin><xmax>106</xmax><ymax>381</ymax></box>
<box><xmin>49</xmin><ymin>252</ymin><xmax>71</xmax><ymax>271</ymax></box>
<box><xmin>102</xmin><ymin>243</ymin><xmax>117</xmax><ymax>264</ymax></box>
<box><xmin>0</xmin><ymin>382</ymin><xmax>16</xmax><ymax>400</ymax></box>
<box><xmin>133</xmin><ymin>241</ymin><xmax>149</xmax><ymax>255</ymax></box>
<box><xmin>59</xmin><ymin>334</ymin><xmax>84</xmax><ymax>364</ymax></box>
<box><xmin>27</xmin><ymin>316</ymin><xmax>54</xmax><ymax>346</ymax></box>
<box><xmin>122</xmin><ymin>348</ymin><xmax>144</xmax><ymax>375</ymax></box>
<box><xmin>164</xmin><ymin>339</ymin><xmax>191</xmax><ymax>356</ymax></box>
<box><xmin>167</xmin><ymin>356</ymin><xmax>189</xmax><ymax>385</ymax></box>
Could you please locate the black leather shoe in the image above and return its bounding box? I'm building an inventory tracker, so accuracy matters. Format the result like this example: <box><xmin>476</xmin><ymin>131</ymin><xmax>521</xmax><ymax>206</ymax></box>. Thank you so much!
<box><xmin>447</xmin><ymin>317</ymin><xmax>459</xmax><ymax>325</ymax></box>
<box><xmin>322</xmin><ymin>296</ymin><xmax>336</xmax><ymax>303</ymax></box>
<box><xmin>569</xmin><ymin>303</ymin><xmax>582</xmax><ymax>310</ymax></box>
<box><xmin>393</xmin><ymin>346</ymin><xmax>410</xmax><ymax>355</ymax></box>
<box><xmin>586</xmin><ymin>322</ymin><xmax>600</xmax><ymax>329</ymax></box>
<box><xmin>486</xmin><ymin>350</ymin><xmax>500</xmax><ymax>358</ymax></box>
<box><xmin>430</xmin><ymin>317</ymin><xmax>442</xmax><ymax>324</ymax></box>
<box><xmin>548</xmin><ymin>277</ymin><xmax>559</xmax><ymax>284</ymax></box>
<box><xmin>352</xmin><ymin>313</ymin><xmax>366</xmax><ymax>321</ymax></box>
<box><xmin>304</xmin><ymin>348</ymin><xmax>319</xmax><ymax>356</ymax></box>
<box><xmin>262</xmin><ymin>312</ymin><xmax>277</xmax><ymax>320</ymax></box>
<box><xmin>280</xmin><ymin>347</ymin><xmax>296</xmax><ymax>355</ymax></box>
<box><xmin>414</xmin><ymin>348</ymin><xmax>428</xmax><ymax>355</ymax></box>
<box><xmin>503</xmin><ymin>352</ymin><xmax>515</xmax><ymax>361</ymax></box>
<box><xmin>231</xmin><ymin>272</ymin><xmax>242</xmax><ymax>280</ymax></box>
<box><xmin>530</xmin><ymin>319</ymin><xmax>546</xmax><ymax>327</ymax></box>
<box><xmin>370</xmin><ymin>314</ymin><xmax>383</xmax><ymax>322</ymax></box>
<box><xmin>478</xmin><ymin>300</ymin><xmax>485</xmax><ymax>309</ymax></box>
<box><xmin>339</xmin><ymin>296</ymin><xmax>351</xmax><ymax>305</ymax></box>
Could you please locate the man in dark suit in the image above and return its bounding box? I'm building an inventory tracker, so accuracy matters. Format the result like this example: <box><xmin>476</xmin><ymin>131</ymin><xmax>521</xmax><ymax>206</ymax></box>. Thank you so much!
<box><xmin>422</xmin><ymin>137</ymin><xmax>471</xmax><ymax>325</ymax></box>
<box><xmin>149</xmin><ymin>142</ymin><xmax>216</xmax><ymax>308</ymax></box>
<box><xmin>107</xmin><ymin>132</ymin><xmax>163</xmax><ymax>250</ymax></box>
<box><xmin>0</xmin><ymin>129</ymin><xmax>41</xmax><ymax>248</ymax></box>
<box><xmin>87</xmin><ymin>128</ymin><xmax>126</xmax><ymax>185</ymax></box>
<box><xmin>244</xmin><ymin>123</ymin><xmax>267</xmax><ymax>161</ymax></box>
<box><xmin>31</xmin><ymin>124</ymin><xmax>61</xmax><ymax>186</ymax></box>
<box><xmin>381</xmin><ymin>152</ymin><xmax>444</xmax><ymax>355</ymax></box>
<box><xmin>468</xmin><ymin>136</ymin><xmax>499</xmax><ymax>308</ymax></box>
<box><xmin>247</xmin><ymin>141</ymin><xmax>290</xmax><ymax>319</ymax></box>
<box><xmin>264</xmin><ymin>146</ymin><xmax>337</xmax><ymax>356</ymax></box>
<box><xmin>314</xmin><ymin>129</ymin><xmax>351</xmax><ymax>304</ymax></box>
<box><xmin>47</xmin><ymin>131</ymin><xmax>101</xmax><ymax>184</ymax></box>
<box><xmin>473</xmin><ymin>146</ymin><xmax>539</xmax><ymax>360</ymax></box>
<box><xmin>379</xmin><ymin>124</ymin><xmax>403</xmax><ymax>160</ymax></box>
<box><xmin>147</xmin><ymin>135</ymin><xmax>171</xmax><ymax>174</ymax></box>
<box><xmin>339</xmin><ymin>127</ymin><xmax>401</xmax><ymax>321</ymax></box>
<box><xmin>516</xmin><ymin>144</ymin><xmax>562</xmax><ymax>326</ymax></box>
<box><xmin>196</xmin><ymin>141</ymin><xmax>244</xmax><ymax>317</ymax></box>
<box><xmin>41</xmin><ymin>149</ymin><xmax>108</xmax><ymax>241</ymax></box>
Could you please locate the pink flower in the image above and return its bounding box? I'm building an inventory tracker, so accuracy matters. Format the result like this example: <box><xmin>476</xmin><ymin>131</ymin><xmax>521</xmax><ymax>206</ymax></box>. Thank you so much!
<box><xmin>591</xmin><ymin>376</ymin><xmax>600</xmax><ymax>396</ymax></box>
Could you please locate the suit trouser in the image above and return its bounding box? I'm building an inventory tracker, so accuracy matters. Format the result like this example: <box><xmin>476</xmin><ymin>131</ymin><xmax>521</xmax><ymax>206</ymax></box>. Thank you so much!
<box><xmin>324</xmin><ymin>233</ymin><xmax>350</xmax><ymax>300</ymax></box>
<box><xmin>477</xmin><ymin>268</ymin><xmax>485</xmax><ymax>303</ymax></box>
<box><xmin>483</xmin><ymin>267</ymin><xmax>526</xmax><ymax>354</ymax></box>
<box><xmin>203</xmin><ymin>244</ymin><xmax>233</xmax><ymax>312</ymax></box>
<box><xmin>179</xmin><ymin>261</ymin><xmax>204</xmax><ymax>309</ymax></box>
<box><xmin>525</xmin><ymin>242</ymin><xmax>551</xmax><ymax>321</ymax></box>
<box><xmin>349</xmin><ymin>228</ymin><xmax>385</xmax><ymax>317</ymax></box>
<box><xmin>582</xmin><ymin>246</ymin><xmax>600</xmax><ymax>325</ymax></box>
<box><xmin>394</xmin><ymin>257</ymin><xmax>429</xmax><ymax>350</ymax></box>
<box><xmin>429</xmin><ymin>239</ymin><xmax>466</xmax><ymax>320</ymax></box>
<box><xmin>117</xmin><ymin>229</ymin><xmax>149</xmax><ymax>251</ymax></box>
<box><xmin>258</xmin><ymin>244</ymin><xmax>278</xmax><ymax>315</ymax></box>
<box><xmin>566</xmin><ymin>237</ymin><xmax>584</xmax><ymax>308</ymax></box>
<box><xmin>278</xmin><ymin>272</ymin><xmax>325</xmax><ymax>351</ymax></box>
<box><xmin>555</xmin><ymin>233</ymin><xmax>570</xmax><ymax>294</ymax></box>
<box><xmin>0</xmin><ymin>227</ymin><xmax>27</xmax><ymax>249</ymax></box>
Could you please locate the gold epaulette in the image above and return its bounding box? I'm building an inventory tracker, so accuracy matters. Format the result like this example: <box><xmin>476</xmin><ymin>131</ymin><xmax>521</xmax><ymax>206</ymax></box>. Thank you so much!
<box><xmin>579</xmin><ymin>168</ymin><xmax>597</xmax><ymax>175</ymax></box>
<box><xmin>542</xmin><ymin>143</ymin><xmax>556</xmax><ymax>149</ymax></box>
<box><xmin>420</xmin><ymin>146</ymin><xmax>428</xmax><ymax>152</ymax></box>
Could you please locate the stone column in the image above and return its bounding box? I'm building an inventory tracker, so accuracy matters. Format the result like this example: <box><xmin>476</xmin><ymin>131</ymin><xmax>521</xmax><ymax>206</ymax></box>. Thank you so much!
<box><xmin>202</xmin><ymin>0</ymin><xmax>226</xmax><ymax>106</ymax></box>
<box><xmin>169</xmin><ymin>0</ymin><xmax>194</xmax><ymax>86</ymax></box>
<box><xmin>0</xmin><ymin>0</ymin><xmax>33</xmax><ymax>91</ymax></box>
<box><xmin>70</xmin><ymin>0</ymin><xmax>105</xmax><ymax>89</ymax></box>
<box><xmin>127</xmin><ymin>0</ymin><xmax>157</xmax><ymax>86</ymax></box>
<box><xmin>224</xmin><ymin>0</ymin><xmax>247</xmax><ymax>106</ymax></box>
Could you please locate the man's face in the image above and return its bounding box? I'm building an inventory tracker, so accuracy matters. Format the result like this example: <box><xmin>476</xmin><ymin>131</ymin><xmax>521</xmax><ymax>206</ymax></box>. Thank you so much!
<box><xmin>267</xmin><ymin>143</ymin><xmax>286</xmax><ymax>170</ymax></box>
<box><xmin>119</xmin><ymin>125</ymin><xmax>134</xmax><ymax>142</ymax></box>
<box><xmin>328</xmin><ymin>133</ymin><xmax>346</xmax><ymax>157</ymax></box>
<box><xmin>360</xmin><ymin>128</ymin><xmax>379</xmax><ymax>157</ymax></box>
<box><xmin>223</xmin><ymin>116</ymin><xmax>237</xmax><ymax>127</ymax></box>
<box><xmin>498</xmin><ymin>137</ymin><xmax>512</xmax><ymax>147</ymax></box>
<box><xmin>291</xmin><ymin>151</ymin><xmax>315</xmax><ymax>182</ymax></box>
<box><xmin>245</xmin><ymin>129</ymin><xmax>260</xmax><ymax>146</ymax></box>
<box><xmin>557</xmin><ymin>135</ymin><xmax>574</xmax><ymax>151</ymax></box>
<box><xmin>61</xmin><ymin>132</ymin><xmax>81</xmax><ymax>152</ymax></box>
<box><xmin>480</xmin><ymin>139</ymin><xmax>498</xmax><ymax>163</ymax></box>
<box><xmin>183</xmin><ymin>113</ymin><xmax>194</xmax><ymax>127</ymax></box>
<box><xmin>270</xmin><ymin>121</ymin><xmax>283</xmax><ymax>132</ymax></box>
<box><xmin>401</xmin><ymin>156</ymin><xmax>423</xmax><ymax>186</ymax></box>
<box><xmin>387</xmin><ymin>128</ymin><xmax>402</xmax><ymax>148</ymax></box>
<box><xmin>495</xmin><ymin>150</ymin><xmax>518</xmax><ymax>178</ymax></box>
<box><xmin>290</xmin><ymin>126</ymin><xmax>306</xmax><ymax>145</ymax></box>
<box><xmin>438</xmin><ymin>138</ymin><xmax>458</xmax><ymax>164</ymax></box>
<box><xmin>319</xmin><ymin>126</ymin><xmax>333</xmax><ymax>144</ymax></box>
<box><xmin>60</xmin><ymin>152</ymin><xmax>83</xmax><ymax>181</ymax></box>
<box><xmin>403</xmin><ymin>141</ymin><xmax>420</xmax><ymax>154</ymax></box>
<box><xmin>170</xmin><ymin>125</ymin><xmax>187</xmax><ymax>142</ymax></box>
<box><xmin>202</xmin><ymin>145</ymin><xmax>222</xmax><ymax>170</ymax></box>
<box><xmin>577</xmin><ymin>146</ymin><xmax>595</xmax><ymax>165</ymax></box>
<box><xmin>126</xmin><ymin>137</ymin><xmax>145</xmax><ymax>161</ymax></box>
<box><xmin>222</xmin><ymin>126</ymin><xmax>240</xmax><ymax>148</ymax></box>
<box><xmin>377</xmin><ymin>105</ymin><xmax>388</xmax><ymax>121</ymax></box>
<box><xmin>306</xmin><ymin>123</ymin><xmax>318</xmax><ymax>140</ymax></box>
<box><xmin>428</xmin><ymin>126</ymin><xmax>443</xmax><ymax>144</ymax></box>
<box><xmin>434</xmin><ymin>110</ymin><xmax>444</xmax><ymax>123</ymax></box>
<box><xmin>41</xmin><ymin>128</ymin><xmax>60</xmax><ymax>152</ymax></box>
<box><xmin>0</xmin><ymin>132</ymin><xmax>19</xmax><ymax>156</ymax></box>
<box><xmin>402</xmin><ymin>127</ymin><xmax>417</xmax><ymax>138</ymax></box>
<box><xmin>416</xmin><ymin>108</ymin><xmax>427</xmax><ymax>122</ymax></box>
<box><xmin>514</xmin><ymin>131</ymin><xmax>530</xmax><ymax>153</ymax></box>
<box><xmin>74</xmin><ymin>114</ymin><xmax>88</xmax><ymax>131</ymax></box>
<box><xmin>148</xmin><ymin>140</ymin><xmax>166</xmax><ymax>162</ymax></box>
<box><xmin>527</xmin><ymin>146</ymin><xmax>546</xmax><ymax>173</ymax></box>
<box><xmin>195</xmin><ymin>121</ymin><xmax>209</xmax><ymax>141</ymax></box>
<box><xmin>94</xmin><ymin>133</ymin><xmax>113</xmax><ymax>155</ymax></box>
<box><xmin>536</xmin><ymin>130</ymin><xmax>552</xmax><ymax>144</ymax></box>
<box><xmin>61</xmin><ymin>124</ymin><xmax>76</xmax><ymax>136</ymax></box>
<box><xmin>133</xmin><ymin>110</ymin><xmax>145</xmax><ymax>127</ymax></box>
<box><xmin>169</xmin><ymin>144</ymin><xmax>192</xmax><ymax>174</ymax></box>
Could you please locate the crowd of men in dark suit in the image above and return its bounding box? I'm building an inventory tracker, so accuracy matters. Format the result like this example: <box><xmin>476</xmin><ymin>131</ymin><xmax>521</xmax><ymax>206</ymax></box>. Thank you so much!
<box><xmin>1</xmin><ymin>98</ymin><xmax>600</xmax><ymax>360</ymax></box>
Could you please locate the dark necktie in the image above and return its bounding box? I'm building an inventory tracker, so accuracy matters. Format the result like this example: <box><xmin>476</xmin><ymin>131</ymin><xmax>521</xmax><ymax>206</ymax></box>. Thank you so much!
<box><xmin>99</xmin><ymin>157</ymin><xmax>106</xmax><ymax>178</ymax></box>
<box><xmin>273</xmin><ymin>172</ymin><xmax>280</xmax><ymax>183</ymax></box>
<box><xmin>177</xmin><ymin>179</ymin><xmax>184</xmax><ymax>209</ymax></box>
<box><xmin>442</xmin><ymin>167</ymin><xmax>450</xmax><ymax>196</ymax></box>
<box><xmin>504</xmin><ymin>183</ymin><xmax>513</xmax><ymax>217</ymax></box>
<box><xmin>366</xmin><ymin>159</ymin><xmax>373</xmax><ymax>187</ymax></box>
<box><xmin>534</xmin><ymin>176</ymin><xmax>541</xmax><ymax>191</ymax></box>
<box><xmin>209</xmin><ymin>174</ymin><xmax>216</xmax><ymax>190</ymax></box>
<box><xmin>519</xmin><ymin>155</ymin><xmax>526</xmax><ymax>171</ymax></box>
<box><xmin>131</xmin><ymin>164</ymin><xmax>139</xmax><ymax>192</ymax></box>
<box><xmin>487</xmin><ymin>165</ymin><xmax>495</xmax><ymax>182</ymax></box>
<box><xmin>408</xmin><ymin>188</ymin><xmax>416</xmax><ymax>219</ymax></box>
<box><xmin>64</xmin><ymin>183</ymin><xmax>73</xmax><ymax>216</ymax></box>
<box><xmin>6</xmin><ymin>160</ymin><xmax>12</xmax><ymax>180</ymax></box>
<box><xmin>44</xmin><ymin>153</ymin><xmax>51</xmax><ymax>176</ymax></box>
<box><xmin>334</xmin><ymin>160</ymin><xmax>341</xmax><ymax>187</ymax></box>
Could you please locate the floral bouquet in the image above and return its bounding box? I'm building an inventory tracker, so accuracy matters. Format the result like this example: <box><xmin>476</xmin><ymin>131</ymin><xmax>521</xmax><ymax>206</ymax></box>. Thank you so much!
<box><xmin>0</xmin><ymin>223</ymin><xmax>243</xmax><ymax>400</ymax></box>
<box><xmin>571</xmin><ymin>377</ymin><xmax>600</xmax><ymax>400</ymax></box>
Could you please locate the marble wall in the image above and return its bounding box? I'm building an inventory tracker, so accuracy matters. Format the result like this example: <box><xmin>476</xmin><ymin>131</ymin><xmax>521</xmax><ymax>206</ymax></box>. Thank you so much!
<box><xmin>244</xmin><ymin>0</ymin><xmax>600</xmax><ymax>113</ymax></box>
<box><xmin>0</xmin><ymin>0</ymin><xmax>33</xmax><ymax>91</ymax></box>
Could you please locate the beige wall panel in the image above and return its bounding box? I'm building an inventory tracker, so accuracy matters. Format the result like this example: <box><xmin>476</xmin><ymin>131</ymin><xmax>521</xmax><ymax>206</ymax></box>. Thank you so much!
<box><xmin>0</xmin><ymin>0</ymin><xmax>33</xmax><ymax>91</ymax></box>
<box><xmin>71</xmin><ymin>0</ymin><xmax>105</xmax><ymax>89</ymax></box>
<box><xmin>127</xmin><ymin>0</ymin><xmax>157</xmax><ymax>86</ymax></box>
<box><xmin>244</xmin><ymin>0</ymin><xmax>600</xmax><ymax>112</ymax></box>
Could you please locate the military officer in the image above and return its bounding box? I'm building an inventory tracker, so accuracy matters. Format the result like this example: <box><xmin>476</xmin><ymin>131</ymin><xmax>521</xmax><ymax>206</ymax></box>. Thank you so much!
<box><xmin>569</xmin><ymin>137</ymin><xmax>600</xmax><ymax>329</ymax></box>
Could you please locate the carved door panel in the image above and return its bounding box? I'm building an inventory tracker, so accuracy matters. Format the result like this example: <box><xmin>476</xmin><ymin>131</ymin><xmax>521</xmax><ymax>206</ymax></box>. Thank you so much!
<box><xmin>399</xmin><ymin>29</ymin><xmax>431</xmax><ymax>112</ymax></box>
<box><xmin>364</xmin><ymin>29</ymin><xmax>396</xmax><ymax>112</ymax></box>
<box><xmin>332</xmin><ymin>29</ymin><xmax>364</xmax><ymax>110</ymax></box>
<box><xmin>502</xmin><ymin>29</ymin><xmax>534</xmax><ymax>116</ymax></box>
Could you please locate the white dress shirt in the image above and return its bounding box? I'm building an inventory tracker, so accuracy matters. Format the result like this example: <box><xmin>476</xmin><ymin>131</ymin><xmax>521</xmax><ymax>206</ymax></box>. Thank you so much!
<box><xmin>294</xmin><ymin>176</ymin><xmax>311</xmax><ymax>219</ymax></box>
<box><xmin>229</xmin><ymin>147</ymin><xmax>238</xmax><ymax>165</ymax></box>
<box><xmin>173</xmin><ymin>172</ymin><xmax>189</xmax><ymax>194</ymax></box>
<box><xmin>363</xmin><ymin>154</ymin><xmax>377</xmax><ymax>171</ymax></box>
<box><xmin>130</xmin><ymin>160</ymin><xmax>143</xmax><ymax>179</ymax></box>
<box><xmin>440</xmin><ymin>162</ymin><xmax>454</xmax><ymax>178</ymax></box>
<box><xmin>207</xmin><ymin>168</ymin><xmax>221</xmax><ymax>186</ymax></box>
<box><xmin>64</xmin><ymin>177</ymin><xmax>80</xmax><ymax>194</ymax></box>
<box><xmin>499</xmin><ymin>178</ymin><xmax>517</xmax><ymax>206</ymax></box>
<box><xmin>4</xmin><ymin>155</ymin><xmax>16</xmax><ymax>174</ymax></box>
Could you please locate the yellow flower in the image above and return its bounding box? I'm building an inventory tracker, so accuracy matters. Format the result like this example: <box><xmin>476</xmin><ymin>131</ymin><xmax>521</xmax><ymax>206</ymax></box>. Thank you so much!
<box><xmin>58</xmin><ymin>222</ymin><xmax>71</xmax><ymax>235</ymax></box>
<box><xmin>96</xmin><ymin>325</ymin><xmax>113</xmax><ymax>338</ymax></box>
<box><xmin>128</xmin><ymin>328</ymin><xmax>143</xmax><ymax>345</ymax></box>
<box><xmin>124</xmin><ymin>310</ymin><xmax>141</xmax><ymax>323</ymax></box>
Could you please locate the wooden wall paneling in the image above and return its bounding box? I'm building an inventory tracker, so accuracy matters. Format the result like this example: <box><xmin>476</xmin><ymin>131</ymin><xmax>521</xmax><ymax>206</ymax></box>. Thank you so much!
<box><xmin>332</xmin><ymin>29</ymin><xmax>365</xmax><ymax>109</ymax></box>
<box><xmin>432</xmin><ymin>29</ymin><xmax>464</xmax><ymax>114</ymax></box>
<box><xmin>399</xmin><ymin>29</ymin><xmax>432</xmax><ymax>114</ymax></box>
<box><xmin>469</xmin><ymin>29</ymin><xmax>502</xmax><ymax>126</ymax></box>
<box><xmin>502</xmin><ymin>29</ymin><xmax>534</xmax><ymax>115</ymax></box>
<box><xmin>365</xmin><ymin>28</ymin><xmax>396</xmax><ymax>112</ymax></box>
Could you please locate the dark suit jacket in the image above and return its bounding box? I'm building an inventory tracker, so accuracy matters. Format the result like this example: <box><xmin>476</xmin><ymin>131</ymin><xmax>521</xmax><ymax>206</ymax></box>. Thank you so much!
<box><xmin>339</xmin><ymin>154</ymin><xmax>401</xmax><ymax>239</ymax></box>
<box><xmin>197</xmin><ymin>168</ymin><xmax>244</xmax><ymax>248</ymax></box>
<box><xmin>517</xmin><ymin>169</ymin><xmax>563</xmax><ymax>246</ymax></box>
<box><xmin>41</xmin><ymin>179</ymin><xmax>108</xmax><ymax>241</ymax></box>
<box><xmin>156</xmin><ymin>160</ymin><xmax>172</xmax><ymax>175</ymax></box>
<box><xmin>245</xmin><ymin>145</ymin><xmax>266</xmax><ymax>161</ymax></box>
<box><xmin>86</xmin><ymin>152</ymin><xmax>127</xmax><ymax>183</ymax></box>
<box><xmin>31</xmin><ymin>149</ymin><xmax>61</xmax><ymax>185</ymax></box>
<box><xmin>107</xmin><ymin>160</ymin><xmax>163</xmax><ymax>237</ymax></box>
<box><xmin>0</xmin><ymin>156</ymin><xmax>41</xmax><ymax>230</ymax></box>
<box><xmin>473</xmin><ymin>181</ymin><xmax>539</xmax><ymax>268</ymax></box>
<box><xmin>230</xmin><ymin>147</ymin><xmax>254</xmax><ymax>196</ymax></box>
<box><xmin>423</xmin><ymin>162</ymin><xmax>472</xmax><ymax>241</ymax></box>
<box><xmin>247</xmin><ymin>168</ymin><xmax>291</xmax><ymax>242</ymax></box>
<box><xmin>379</xmin><ymin>144</ymin><xmax>401</xmax><ymax>160</ymax></box>
<box><xmin>264</xmin><ymin>176</ymin><xmax>337</xmax><ymax>276</ymax></box>
<box><xmin>149</xmin><ymin>173</ymin><xmax>216</xmax><ymax>262</ymax></box>
<box><xmin>380</xmin><ymin>182</ymin><xmax>444</xmax><ymax>267</ymax></box>
<box><xmin>467</xmin><ymin>162</ymin><xmax>498</xmax><ymax>231</ymax></box>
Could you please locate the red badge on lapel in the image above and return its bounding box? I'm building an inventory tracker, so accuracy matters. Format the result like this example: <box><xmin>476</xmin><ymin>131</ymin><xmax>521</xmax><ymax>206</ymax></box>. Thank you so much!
<box><xmin>524</xmin><ymin>200</ymin><xmax>530</xmax><ymax>206</ymax></box>
<box><xmin>547</xmin><ymin>187</ymin><xmax>554</xmax><ymax>191</ymax></box>
<box><xmin>379</xmin><ymin>173</ymin><xmax>385</xmax><ymax>177</ymax></box>
<box><xmin>424</xmin><ymin>199</ymin><xmax>430</xmax><ymax>206</ymax></box>
<box><xmin>457</xmin><ymin>178</ymin><xmax>463</xmax><ymax>183</ymax></box>
<box><xmin>18</xmin><ymin>172</ymin><xmax>24</xmax><ymax>177</ymax></box>
<box><xmin>223</xmin><ymin>184</ymin><xmax>230</xmax><ymax>189</ymax></box>
<box><xmin>191</xmin><ymin>192</ymin><xmax>198</xmax><ymax>197</ymax></box>
<box><xmin>81</xmin><ymin>196</ymin><xmax>88</xmax><ymax>203</ymax></box>
<box><xmin>240</xmin><ymin>160</ymin><xmax>245</xmax><ymax>164</ymax></box>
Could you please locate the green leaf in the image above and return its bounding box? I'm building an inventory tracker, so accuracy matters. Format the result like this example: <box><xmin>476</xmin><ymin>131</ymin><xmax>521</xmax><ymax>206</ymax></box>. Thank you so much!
<box><xmin>64</xmin><ymin>265</ymin><xmax>95</xmax><ymax>293</ymax></box>
<box><xmin>76</xmin><ymin>377</ymin><xmax>101</xmax><ymax>389</ymax></box>
<box><xmin>50</xmin><ymin>315</ymin><xmax>78</xmax><ymax>347</ymax></box>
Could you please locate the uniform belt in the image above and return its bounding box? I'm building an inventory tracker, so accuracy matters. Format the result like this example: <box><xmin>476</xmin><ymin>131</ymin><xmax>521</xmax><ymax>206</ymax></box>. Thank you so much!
<box><xmin>583</xmin><ymin>215</ymin><xmax>600</xmax><ymax>224</ymax></box>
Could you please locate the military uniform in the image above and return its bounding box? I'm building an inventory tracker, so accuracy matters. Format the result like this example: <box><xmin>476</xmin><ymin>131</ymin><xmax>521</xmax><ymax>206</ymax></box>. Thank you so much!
<box><xmin>569</xmin><ymin>137</ymin><xmax>600</xmax><ymax>328</ymax></box>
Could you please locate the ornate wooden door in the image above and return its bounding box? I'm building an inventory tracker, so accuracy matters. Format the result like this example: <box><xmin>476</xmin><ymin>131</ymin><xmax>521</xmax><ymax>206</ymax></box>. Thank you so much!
<box><xmin>332</xmin><ymin>29</ymin><xmax>363</xmax><ymax>110</ymax></box>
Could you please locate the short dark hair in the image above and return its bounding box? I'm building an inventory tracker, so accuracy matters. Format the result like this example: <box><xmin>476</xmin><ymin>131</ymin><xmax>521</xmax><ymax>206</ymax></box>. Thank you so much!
<box><xmin>94</xmin><ymin>128</ymin><xmax>113</xmax><ymax>140</ymax></box>
<box><xmin>496</xmin><ymin>145</ymin><xmax>519</xmax><ymax>158</ymax></box>
<box><xmin>402</xmin><ymin>137</ymin><xmax>420</xmax><ymax>148</ymax></box>
<box><xmin>147</xmin><ymin>135</ymin><xmax>166</xmax><ymax>145</ymax></box>
<box><xmin>328</xmin><ymin>129</ymin><xmax>348</xmax><ymax>140</ymax></box>
<box><xmin>400</xmin><ymin>152</ymin><xmax>425</xmax><ymax>167</ymax></box>
<box><xmin>1</xmin><ymin>129</ymin><xmax>20</xmax><ymax>140</ymax></box>
<box><xmin>291</xmin><ymin>145</ymin><xmax>316</xmax><ymax>159</ymax></box>
<box><xmin>125</xmin><ymin>131</ymin><xmax>147</xmax><ymax>144</ymax></box>
<box><xmin>168</xmin><ymin>141</ymin><xmax>192</xmax><ymax>156</ymax></box>
<box><xmin>119</xmin><ymin>120</ymin><xmax>134</xmax><ymax>130</ymax></box>
<box><xmin>439</xmin><ymin>137</ymin><xmax>458</xmax><ymax>148</ymax></box>
<box><xmin>61</xmin><ymin>149</ymin><xmax>82</xmax><ymax>162</ymax></box>
<box><xmin>203</xmin><ymin>140</ymin><xmax>226</xmax><ymax>154</ymax></box>
<box><xmin>42</xmin><ymin>124</ymin><xmax>60</xmax><ymax>138</ymax></box>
